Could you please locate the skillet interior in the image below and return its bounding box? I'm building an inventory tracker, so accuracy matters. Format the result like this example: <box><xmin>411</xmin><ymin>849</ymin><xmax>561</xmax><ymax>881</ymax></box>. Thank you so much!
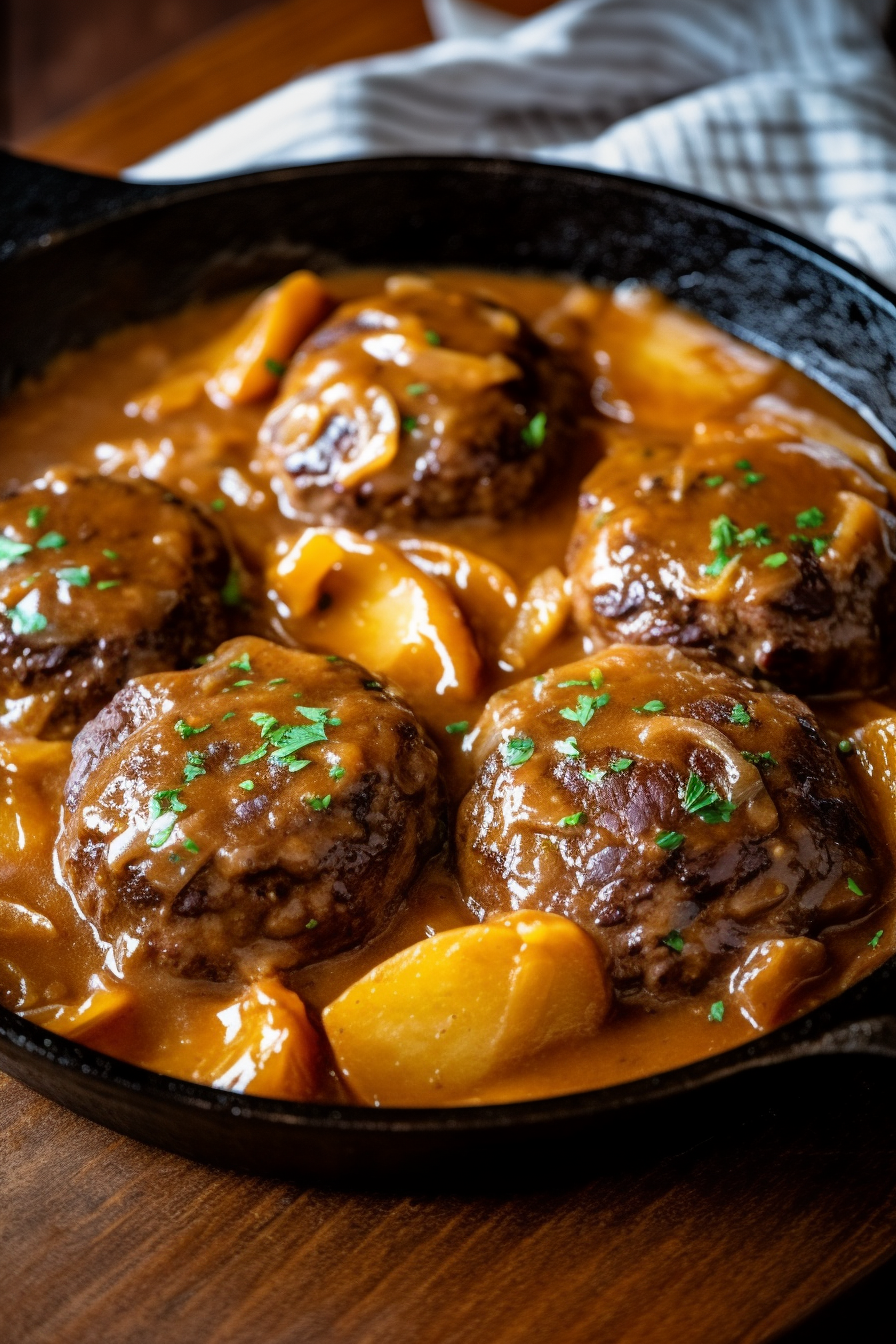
<box><xmin>1</xmin><ymin>151</ymin><xmax>896</xmax><ymax>1181</ymax></box>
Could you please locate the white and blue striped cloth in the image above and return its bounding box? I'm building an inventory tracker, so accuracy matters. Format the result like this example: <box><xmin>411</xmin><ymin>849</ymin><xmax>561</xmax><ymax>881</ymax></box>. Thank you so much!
<box><xmin>126</xmin><ymin>0</ymin><xmax>896</xmax><ymax>288</ymax></box>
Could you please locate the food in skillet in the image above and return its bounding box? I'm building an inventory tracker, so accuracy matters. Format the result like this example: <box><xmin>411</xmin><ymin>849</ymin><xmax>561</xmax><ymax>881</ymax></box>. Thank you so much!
<box><xmin>254</xmin><ymin>274</ymin><xmax>590</xmax><ymax>525</ymax></box>
<box><xmin>456</xmin><ymin>645</ymin><xmax>874</xmax><ymax>1001</ymax></box>
<box><xmin>0</xmin><ymin>469</ymin><xmax>229</xmax><ymax>737</ymax></box>
<box><xmin>0</xmin><ymin>269</ymin><xmax>893</xmax><ymax>1112</ymax></box>
<box><xmin>58</xmin><ymin>637</ymin><xmax>441</xmax><ymax>980</ymax></box>
<box><xmin>567</xmin><ymin>404</ymin><xmax>896</xmax><ymax>695</ymax></box>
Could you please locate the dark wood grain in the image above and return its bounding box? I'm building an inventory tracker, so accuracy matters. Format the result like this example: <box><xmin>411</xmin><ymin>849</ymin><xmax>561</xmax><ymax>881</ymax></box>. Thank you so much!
<box><xmin>3</xmin><ymin>1057</ymin><xmax>896</xmax><ymax>1343</ymax></box>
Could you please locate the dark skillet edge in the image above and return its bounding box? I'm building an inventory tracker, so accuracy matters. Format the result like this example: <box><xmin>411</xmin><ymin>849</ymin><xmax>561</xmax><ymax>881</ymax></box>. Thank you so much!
<box><xmin>1</xmin><ymin>149</ymin><xmax>896</xmax><ymax>1177</ymax></box>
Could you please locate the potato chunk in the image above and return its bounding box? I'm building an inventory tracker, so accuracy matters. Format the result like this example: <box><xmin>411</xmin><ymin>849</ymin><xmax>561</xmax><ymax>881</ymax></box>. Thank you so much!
<box><xmin>323</xmin><ymin>911</ymin><xmax>611</xmax><ymax>1106</ymax></box>
<box><xmin>731</xmin><ymin>937</ymin><xmax>827</xmax><ymax>1029</ymax></box>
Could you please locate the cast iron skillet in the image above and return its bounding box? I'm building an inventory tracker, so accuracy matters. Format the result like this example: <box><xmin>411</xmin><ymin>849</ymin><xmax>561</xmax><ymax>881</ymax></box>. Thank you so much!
<box><xmin>1</xmin><ymin>150</ymin><xmax>896</xmax><ymax>1183</ymax></box>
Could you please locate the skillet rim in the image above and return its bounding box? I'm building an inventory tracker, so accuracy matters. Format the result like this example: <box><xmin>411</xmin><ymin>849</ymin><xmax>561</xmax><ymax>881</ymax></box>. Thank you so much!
<box><xmin>0</xmin><ymin>150</ymin><xmax>895</xmax><ymax>1140</ymax></box>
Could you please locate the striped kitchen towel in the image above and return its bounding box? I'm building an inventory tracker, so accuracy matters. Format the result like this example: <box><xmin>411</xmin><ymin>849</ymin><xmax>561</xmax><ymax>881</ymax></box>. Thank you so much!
<box><xmin>126</xmin><ymin>0</ymin><xmax>896</xmax><ymax>288</ymax></box>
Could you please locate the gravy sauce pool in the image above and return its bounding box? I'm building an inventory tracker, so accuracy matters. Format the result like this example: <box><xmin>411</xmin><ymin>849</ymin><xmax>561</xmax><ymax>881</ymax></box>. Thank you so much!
<box><xmin>1</xmin><ymin>268</ymin><xmax>894</xmax><ymax>1107</ymax></box>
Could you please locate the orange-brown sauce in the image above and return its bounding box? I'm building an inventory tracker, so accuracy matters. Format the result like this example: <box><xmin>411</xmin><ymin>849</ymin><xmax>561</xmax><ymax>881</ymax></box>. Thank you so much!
<box><xmin>1</xmin><ymin>269</ymin><xmax>894</xmax><ymax>1106</ymax></box>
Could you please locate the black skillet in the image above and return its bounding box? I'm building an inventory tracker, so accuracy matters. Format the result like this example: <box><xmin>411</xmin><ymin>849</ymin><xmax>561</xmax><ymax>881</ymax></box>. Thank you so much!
<box><xmin>1</xmin><ymin>151</ymin><xmax>895</xmax><ymax>1183</ymax></box>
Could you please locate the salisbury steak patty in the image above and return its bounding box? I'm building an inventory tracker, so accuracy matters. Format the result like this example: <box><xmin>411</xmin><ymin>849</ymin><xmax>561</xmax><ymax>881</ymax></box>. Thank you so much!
<box><xmin>58</xmin><ymin>637</ymin><xmax>442</xmax><ymax>980</ymax></box>
<box><xmin>0</xmin><ymin>468</ymin><xmax>230</xmax><ymax>737</ymax></box>
<box><xmin>254</xmin><ymin>274</ymin><xmax>590</xmax><ymax>525</ymax></box>
<box><xmin>456</xmin><ymin>644</ymin><xmax>876</xmax><ymax>998</ymax></box>
<box><xmin>567</xmin><ymin>406</ymin><xmax>896</xmax><ymax>695</ymax></box>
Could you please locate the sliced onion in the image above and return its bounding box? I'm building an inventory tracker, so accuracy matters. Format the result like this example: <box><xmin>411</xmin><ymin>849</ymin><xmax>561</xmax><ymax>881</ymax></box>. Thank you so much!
<box><xmin>638</xmin><ymin>715</ymin><xmax>778</xmax><ymax>832</ymax></box>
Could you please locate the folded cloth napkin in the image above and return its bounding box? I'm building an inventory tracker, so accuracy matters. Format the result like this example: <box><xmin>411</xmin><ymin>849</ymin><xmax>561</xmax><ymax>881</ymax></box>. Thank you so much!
<box><xmin>126</xmin><ymin>0</ymin><xmax>896</xmax><ymax>289</ymax></box>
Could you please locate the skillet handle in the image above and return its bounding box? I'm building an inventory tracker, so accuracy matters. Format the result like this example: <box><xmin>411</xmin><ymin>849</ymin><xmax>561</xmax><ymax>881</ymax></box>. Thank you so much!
<box><xmin>0</xmin><ymin>151</ymin><xmax>173</xmax><ymax>259</ymax></box>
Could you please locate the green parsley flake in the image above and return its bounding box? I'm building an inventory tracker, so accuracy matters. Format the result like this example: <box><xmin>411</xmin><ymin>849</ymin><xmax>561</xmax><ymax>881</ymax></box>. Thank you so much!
<box><xmin>742</xmin><ymin>749</ymin><xmax>778</xmax><ymax>769</ymax></box>
<box><xmin>150</xmin><ymin>789</ymin><xmax>187</xmax><ymax>820</ymax></box>
<box><xmin>230</xmin><ymin>679</ymin><xmax>253</xmax><ymax>688</ymax></box>
<box><xmin>743</xmin><ymin>471</ymin><xmax>765</xmax><ymax>486</ymax></box>
<box><xmin>267</xmin><ymin>678</ymin><xmax>288</xmax><ymax>687</ymax></box>
<box><xmin>657</xmin><ymin>832</ymin><xmax>685</xmax><ymax>852</ymax></box>
<box><xmin>101</xmin><ymin>548</ymin><xmax>119</xmax><ymax>560</ymax></box>
<box><xmin>36</xmin><ymin>531</ymin><xmax>66</xmax><ymax>550</ymax></box>
<box><xmin>26</xmin><ymin>507</ymin><xmax>47</xmax><ymax>529</ymax></box>
<box><xmin>0</xmin><ymin>536</ymin><xmax>32</xmax><ymax>563</ymax></box>
<box><xmin>521</xmin><ymin>411</ymin><xmax>547</xmax><ymax>449</ymax></box>
<box><xmin>239</xmin><ymin>780</ymin><xmax>254</xmax><ymax>791</ymax></box>
<box><xmin>424</xmin><ymin>330</ymin><xmax>441</xmax><ymax>345</ymax></box>
<box><xmin>869</xmin><ymin>930</ymin><xmax>884</xmax><ymax>948</ymax></box>
<box><xmin>736</xmin><ymin>523</ymin><xmax>773</xmax><ymax>548</ymax></box>
<box><xmin>148</xmin><ymin>815</ymin><xmax>178</xmax><ymax>848</ymax></box>
<box><xmin>581</xmin><ymin>766</ymin><xmax>606</xmax><ymax>783</ymax></box>
<box><xmin>847</xmin><ymin>877</ymin><xmax>864</xmax><ymax>896</ymax></box>
<box><xmin>406</xmin><ymin>382</ymin><xmax>429</xmax><ymax>396</ymax></box>
<box><xmin>175</xmin><ymin>719</ymin><xmax>211</xmax><ymax>739</ymax></box>
<box><xmin>704</xmin><ymin>475</ymin><xmax>725</xmax><ymax>488</ymax></box>
<box><xmin>211</xmin><ymin>499</ymin><xmax>226</xmax><ymax>512</ymax></box>
<box><xmin>221</xmin><ymin>711</ymin><xmax>236</xmax><ymax>721</ymax></box>
<box><xmin>96</xmin><ymin>580</ymin><xmax>120</xmax><ymax>590</ymax></box>
<box><xmin>364</xmin><ymin>680</ymin><xmax>382</xmax><ymax>690</ymax></box>
<box><xmin>735</xmin><ymin>459</ymin><xmax>751</xmax><ymax>471</ymax></box>
<box><xmin>6</xmin><ymin>603</ymin><xmax>47</xmax><ymax>636</ymax></box>
<box><xmin>502</xmin><ymin>736</ymin><xmax>534</xmax><ymax>767</ymax></box>
<box><xmin>730</xmin><ymin>703</ymin><xmax>752</xmax><ymax>726</ymax></box>
<box><xmin>560</xmin><ymin>812</ymin><xmax>586</xmax><ymax>826</ymax></box>
<box><xmin>762</xmin><ymin>552</ymin><xmax>788</xmax><ymax>569</ymax></box>
<box><xmin>221</xmin><ymin>569</ymin><xmax>242</xmax><ymax>607</ymax></box>
<box><xmin>610</xmin><ymin>758</ymin><xmax>633</xmax><ymax>773</ymax></box>
<box><xmin>238</xmin><ymin>744</ymin><xmax>268</xmax><ymax>765</ymax></box>
<box><xmin>229</xmin><ymin>653</ymin><xmax>252</xmax><ymax>672</ymax></box>
<box><xmin>306</xmin><ymin>918</ymin><xmax>319</xmax><ymax>930</ymax></box>
<box><xmin>681</xmin><ymin>772</ymin><xmax>736</xmax><ymax>824</ymax></box>
<box><xmin>560</xmin><ymin>692</ymin><xmax>610</xmax><ymax>727</ymax></box>
<box><xmin>662</xmin><ymin>929</ymin><xmax>685</xmax><ymax>950</ymax></box>
<box><xmin>402</xmin><ymin>416</ymin><xmax>418</xmax><ymax>433</ymax></box>
<box><xmin>557</xmin><ymin>737</ymin><xmax>580</xmax><ymax>757</ymax></box>
<box><xmin>795</xmin><ymin>506</ymin><xmax>825</xmax><ymax>529</ymax></box>
<box><xmin>265</xmin><ymin>357</ymin><xmax>287</xmax><ymax>377</ymax></box>
<box><xmin>183</xmin><ymin>751</ymin><xmax>206</xmax><ymax>783</ymax></box>
<box><xmin>710</xmin><ymin>514</ymin><xmax>738</xmax><ymax>553</ymax></box>
<box><xmin>329</xmin><ymin>765</ymin><xmax>346</xmax><ymax>779</ymax></box>
<box><xmin>445</xmin><ymin>721</ymin><xmax>469</xmax><ymax>735</ymax></box>
<box><xmin>57</xmin><ymin>565</ymin><xmax>90</xmax><ymax>587</ymax></box>
<box><xmin>307</xmin><ymin>794</ymin><xmax>331</xmax><ymax>811</ymax></box>
<box><xmin>633</xmin><ymin>700</ymin><xmax>665</xmax><ymax>715</ymax></box>
<box><xmin>837</xmin><ymin>739</ymin><xmax>854</xmax><ymax>756</ymax></box>
<box><xmin>708</xmin><ymin>1000</ymin><xmax>725</xmax><ymax>1022</ymax></box>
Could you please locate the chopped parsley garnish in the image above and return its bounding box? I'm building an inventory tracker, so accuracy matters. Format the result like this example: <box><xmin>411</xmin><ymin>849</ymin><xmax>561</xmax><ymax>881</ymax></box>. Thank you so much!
<box><xmin>267</xmin><ymin>677</ymin><xmax>287</xmax><ymax>687</ymax></box>
<box><xmin>296</xmin><ymin>705</ymin><xmax>340</xmax><ymax>726</ymax></box>
<box><xmin>211</xmin><ymin>499</ymin><xmax>226</xmax><ymax>512</ymax></box>
<box><xmin>795</xmin><ymin>506</ymin><xmax>825</xmax><ymax>529</ymax></box>
<box><xmin>174</xmin><ymin>719</ymin><xmax>211</xmax><ymax>739</ymax></box>
<box><xmin>708</xmin><ymin>1000</ymin><xmax>725</xmax><ymax>1022</ymax></box>
<box><xmin>704</xmin><ymin>475</ymin><xmax>725</xmax><ymax>488</ymax></box>
<box><xmin>183</xmin><ymin>751</ymin><xmax>206</xmax><ymax>782</ymax></box>
<box><xmin>96</xmin><ymin>580</ymin><xmax>120</xmax><ymax>590</ymax></box>
<box><xmin>742</xmin><ymin>749</ymin><xmax>777</xmax><ymax>769</ymax></box>
<box><xmin>57</xmin><ymin>565</ymin><xmax>90</xmax><ymax>587</ymax></box>
<box><xmin>736</xmin><ymin>523</ymin><xmax>773</xmax><ymax>548</ymax></box>
<box><xmin>837</xmin><ymin>739</ymin><xmax>854</xmax><ymax>756</ymax></box>
<box><xmin>265</xmin><ymin>357</ymin><xmax>287</xmax><ymax>377</ymax></box>
<box><xmin>148</xmin><ymin>816</ymin><xmax>178</xmax><ymax>848</ymax></box>
<box><xmin>762</xmin><ymin>552</ymin><xmax>788</xmax><ymax>569</ymax></box>
<box><xmin>150</xmin><ymin>789</ymin><xmax>187</xmax><ymax>819</ymax></box>
<box><xmin>26</xmin><ymin>507</ymin><xmax>47</xmax><ymax>529</ymax></box>
<box><xmin>743</xmin><ymin>471</ymin><xmax>765</xmax><ymax>486</ymax></box>
<box><xmin>307</xmin><ymin>794</ymin><xmax>331</xmax><ymax>811</ymax></box>
<box><xmin>662</xmin><ymin>928</ymin><xmax>685</xmax><ymax>950</ymax></box>
<box><xmin>710</xmin><ymin>514</ymin><xmax>738</xmax><ymax>553</ymax></box>
<box><xmin>424</xmin><ymin>330</ymin><xmax>441</xmax><ymax>345</ymax></box>
<box><xmin>238</xmin><ymin>744</ymin><xmax>267</xmax><ymax>765</ymax></box>
<box><xmin>402</xmin><ymin>417</ymin><xmax>418</xmax><ymax>433</ymax></box>
<box><xmin>735</xmin><ymin>458</ymin><xmax>751</xmax><ymax>471</ymax></box>
<box><xmin>730</xmin><ymin>703</ymin><xmax>752</xmax><ymax>726</ymax></box>
<box><xmin>869</xmin><ymin>930</ymin><xmax>884</xmax><ymax>948</ymax></box>
<box><xmin>306</xmin><ymin>918</ymin><xmax>319</xmax><ymax>930</ymax></box>
<box><xmin>445</xmin><ymin>721</ymin><xmax>469</xmax><ymax>734</ymax></box>
<box><xmin>221</xmin><ymin>711</ymin><xmax>235</xmax><ymax>721</ymax></box>
<box><xmin>657</xmin><ymin>832</ymin><xmax>685</xmax><ymax>852</ymax></box>
<box><xmin>6</xmin><ymin>603</ymin><xmax>47</xmax><ymax>635</ymax></box>
<box><xmin>681</xmin><ymin>772</ymin><xmax>736</xmax><ymax>824</ymax></box>
<box><xmin>268</xmin><ymin>721</ymin><xmax>329</xmax><ymax>764</ymax></box>
<box><xmin>221</xmin><ymin>569</ymin><xmax>242</xmax><ymax>607</ymax></box>
<box><xmin>560</xmin><ymin>812</ymin><xmax>586</xmax><ymax>826</ymax></box>
<box><xmin>847</xmin><ymin>877</ymin><xmax>864</xmax><ymax>896</ymax></box>
<box><xmin>502</xmin><ymin>736</ymin><xmax>534</xmax><ymax>767</ymax></box>
<box><xmin>406</xmin><ymin>382</ymin><xmax>429</xmax><ymax>396</ymax></box>
<box><xmin>610</xmin><ymin>758</ymin><xmax>633</xmax><ymax>773</ymax></box>
<box><xmin>36</xmin><ymin>531</ymin><xmax>66</xmax><ymax>550</ymax></box>
<box><xmin>0</xmin><ymin>536</ymin><xmax>32</xmax><ymax>563</ymax></box>
<box><xmin>521</xmin><ymin>411</ymin><xmax>547</xmax><ymax>449</ymax></box>
<box><xmin>239</xmin><ymin>780</ymin><xmax>254</xmax><ymax>790</ymax></box>
<box><xmin>581</xmin><ymin>766</ymin><xmax>606</xmax><ymax>783</ymax></box>
<box><xmin>559</xmin><ymin>669</ymin><xmax>604</xmax><ymax>690</ymax></box>
<box><xmin>560</xmin><ymin>692</ymin><xmax>610</xmax><ymax>727</ymax></box>
<box><xmin>329</xmin><ymin>765</ymin><xmax>346</xmax><ymax>779</ymax></box>
<box><xmin>182</xmin><ymin>838</ymin><xmax>200</xmax><ymax>854</ymax></box>
<box><xmin>230</xmin><ymin>679</ymin><xmax>253</xmax><ymax>688</ymax></box>
<box><xmin>229</xmin><ymin>653</ymin><xmax>252</xmax><ymax>672</ymax></box>
<box><xmin>326</xmin><ymin>654</ymin><xmax>341</xmax><ymax>662</ymax></box>
<box><xmin>633</xmin><ymin>700</ymin><xmax>665</xmax><ymax>715</ymax></box>
<box><xmin>364</xmin><ymin>680</ymin><xmax>382</xmax><ymax>690</ymax></box>
<box><xmin>102</xmin><ymin>548</ymin><xmax>119</xmax><ymax>560</ymax></box>
<box><xmin>557</xmin><ymin>737</ymin><xmax>580</xmax><ymax>757</ymax></box>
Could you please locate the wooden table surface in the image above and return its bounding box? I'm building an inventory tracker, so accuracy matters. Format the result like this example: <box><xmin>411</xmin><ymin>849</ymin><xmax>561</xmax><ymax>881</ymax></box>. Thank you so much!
<box><xmin>7</xmin><ymin>3</ymin><xmax>896</xmax><ymax>1339</ymax></box>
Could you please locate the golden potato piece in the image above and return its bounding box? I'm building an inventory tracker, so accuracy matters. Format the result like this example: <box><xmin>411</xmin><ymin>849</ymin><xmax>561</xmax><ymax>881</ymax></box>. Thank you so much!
<box><xmin>270</xmin><ymin>527</ymin><xmax>481</xmax><ymax>697</ymax></box>
<box><xmin>854</xmin><ymin>713</ymin><xmax>896</xmax><ymax>857</ymax></box>
<box><xmin>323</xmin><ymin>911</ymin><xmax>611</xmax><ymax>1106</ymax></box>
<box><xmin>34</xmin><ymin>985</ymin><xmax>136</xmax><ymax>1046</ymax></box>
<box><xmin>397</xmin><ymin>538</ymin><xmax>520</xmax><ymax>653</ymax></box>
<box><xmin>0</xmin><ymin>739</ymin><xmax>71</xmax><ymax>880</ymax></box>
<box><xmin>498</xmin><ymin>566</ymin><xmax>570</xmax><ymax>671</ymax></box>
<box><xmin>731</xmin><ymin>937</ymin><xmax>827</xmax><ymax>1029</ymax></box>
